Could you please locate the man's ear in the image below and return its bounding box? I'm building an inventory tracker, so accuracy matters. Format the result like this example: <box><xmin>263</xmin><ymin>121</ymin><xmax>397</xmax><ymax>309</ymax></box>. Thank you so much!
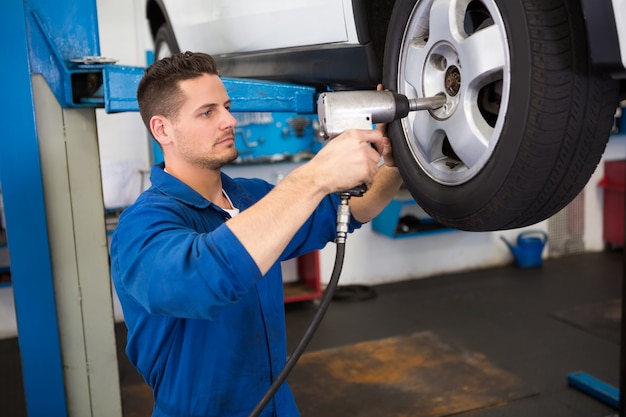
<box><xmin>150</xmin><ymin>115</ymin><xmax>171</xmax><ymax>146</ymax></box>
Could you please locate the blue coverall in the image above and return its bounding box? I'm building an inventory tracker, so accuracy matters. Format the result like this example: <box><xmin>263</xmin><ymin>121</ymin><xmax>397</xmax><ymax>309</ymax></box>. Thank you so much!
<box><xmin>110</xmin><ymin>163</ymin><xmax>361</xmax><ymax>417</ymax></box>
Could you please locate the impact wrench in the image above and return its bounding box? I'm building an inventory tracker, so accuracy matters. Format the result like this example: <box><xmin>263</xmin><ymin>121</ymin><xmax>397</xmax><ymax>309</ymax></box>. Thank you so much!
<box><xmin>247</xmin><ymin>90</ymin><xmax>445</xmax><ymax>417</ymax></box>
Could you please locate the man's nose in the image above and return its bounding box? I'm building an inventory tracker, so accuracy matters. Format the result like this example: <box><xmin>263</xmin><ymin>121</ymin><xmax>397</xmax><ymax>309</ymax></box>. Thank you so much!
<box><xmin>223</xmin><ymin>110</ymin><xmax>238</xmax><ymax>130</ymax></box>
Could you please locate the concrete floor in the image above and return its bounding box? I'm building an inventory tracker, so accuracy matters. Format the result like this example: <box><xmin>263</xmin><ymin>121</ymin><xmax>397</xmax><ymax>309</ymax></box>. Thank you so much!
<box><xmin>285</xmin><ymin>250</ymin><xmax>622</xmax><ymax>417</ymax></box>
<box><xmin>0</xmin><ymin>250</ymin><xmax>622</xmax><ymax>416</ymax></box>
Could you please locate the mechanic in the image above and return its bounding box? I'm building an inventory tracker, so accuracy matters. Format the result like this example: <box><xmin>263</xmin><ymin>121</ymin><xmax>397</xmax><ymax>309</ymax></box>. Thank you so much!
<box><xmin>110</xmin><ymin>51</ymin><xmax>403</xmax><ymax>417</ymax></box>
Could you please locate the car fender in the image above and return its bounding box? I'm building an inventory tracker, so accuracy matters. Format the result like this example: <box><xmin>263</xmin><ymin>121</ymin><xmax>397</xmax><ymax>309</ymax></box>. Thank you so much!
<box><xmin>149</xmin><ymin>0</ymin><xmax>357</xmax><ymax>55</ymax></box>
<box><xmin>580</xmin><ymin>0</ymin><xmax>626</xmax><ymax>78</ymax></box>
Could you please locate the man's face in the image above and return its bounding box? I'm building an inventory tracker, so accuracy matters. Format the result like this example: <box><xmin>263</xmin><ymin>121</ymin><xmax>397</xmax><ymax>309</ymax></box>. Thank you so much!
<box><xmin>168</xmin><ymin>74</ymin><xmax>239</xmax><ymax>169</ymax></box>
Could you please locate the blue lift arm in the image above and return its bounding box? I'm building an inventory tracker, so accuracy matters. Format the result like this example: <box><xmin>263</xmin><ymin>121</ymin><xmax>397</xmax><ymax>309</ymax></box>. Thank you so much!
<box><xmin>101</xmin><ymin>64</ymin><xmax>317</xmax><ymax>114</ymax></box>
<box><xmin>26</xmin><ymin>0</ymin><xmax>316</xmax><ymax>115</ymax></box>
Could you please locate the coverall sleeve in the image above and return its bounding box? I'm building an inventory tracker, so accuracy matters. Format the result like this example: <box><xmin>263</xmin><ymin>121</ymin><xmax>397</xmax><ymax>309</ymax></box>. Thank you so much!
<box><xmin>278</xmin><ymin>191</ymin><xmax>363</xmax><ymax>261</ymax></box>
<box><xmin>111</xmin><ymin>200</ymin><xmax>262</xmax><ymax>320</ymax></box>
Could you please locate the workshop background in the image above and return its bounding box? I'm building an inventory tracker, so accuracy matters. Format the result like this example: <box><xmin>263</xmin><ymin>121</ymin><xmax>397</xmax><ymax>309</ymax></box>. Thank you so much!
<box><xmin>0</xmin><ymin>0</ymin><xmax>624</xmax><ymax>416</ymax></box>
<box><xmin>91</xmin><ymin>0</ymin><xmax>625</xmax><ymax>288</ymax></box>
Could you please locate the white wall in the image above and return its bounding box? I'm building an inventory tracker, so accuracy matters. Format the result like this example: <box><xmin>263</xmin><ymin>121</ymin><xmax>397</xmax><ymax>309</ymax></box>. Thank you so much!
<box><xmin>224</xmin><ymin>163</ymin><xmax>549</xmax><ymax>286</ymax></box>
<box><xmin>96</xmin><ymin>0</ymin><xmax>152</xmax><ymax>209</ymax></box>
<box><xmin>223</xmin><ymin>135</ymin><xmax>625</xmax><ymax>286</ymax></box>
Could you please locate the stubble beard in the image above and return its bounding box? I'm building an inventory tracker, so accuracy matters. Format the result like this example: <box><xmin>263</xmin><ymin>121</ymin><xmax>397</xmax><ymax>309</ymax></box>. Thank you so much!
<box><xmin>198</xmin><ymin>145</ymin><xmax>238</xmax><ymax>170</ymax></box>
<box><xmin>183</xmin><ymin>130</ymin><xmax>239</xmax><ymax>170</ymax></box>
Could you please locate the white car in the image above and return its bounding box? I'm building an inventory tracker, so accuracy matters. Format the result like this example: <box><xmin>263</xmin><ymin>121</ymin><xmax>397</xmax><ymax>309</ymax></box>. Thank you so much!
<box><xmin>144</xmin><ymin>0</ymin><xmax>626</xmax><ymax>232</ymax></box>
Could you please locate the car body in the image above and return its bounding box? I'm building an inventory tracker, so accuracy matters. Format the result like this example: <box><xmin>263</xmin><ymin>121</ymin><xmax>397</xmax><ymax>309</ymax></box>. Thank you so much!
<box><xmin>144</xmin><ymin>0</ymin><xmax>626</xmax><ymax>231</ymax></box>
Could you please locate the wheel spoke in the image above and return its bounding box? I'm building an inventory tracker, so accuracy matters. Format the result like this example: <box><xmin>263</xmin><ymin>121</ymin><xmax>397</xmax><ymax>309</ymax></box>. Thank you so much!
<box><xmin>429</xmin><ymin>0</ymin><xmax>469</xmax><ymax>41</ymax></box>
<box><xmin>410</xmin><ymin>110</ymin><xmax>442</xmax><ymax>160</ymax></box>
<box><xmin>444</xmin><ymin>108</ymin><xmax>491</xmax><ymax>168</ymax></box>
<box><xmin>458</xmin><ymin>25</ymin><xmax>506</xmax><ymax>88</ymax></box>
<box><xmin>404</xmin><ymin>39</ymin><xmax>442</xmax><ymax>93</ymax></box>
<box><xmin>406</xmin><ymin>101</ymin><xmax>493</xmax><ymax>174</ymax></box>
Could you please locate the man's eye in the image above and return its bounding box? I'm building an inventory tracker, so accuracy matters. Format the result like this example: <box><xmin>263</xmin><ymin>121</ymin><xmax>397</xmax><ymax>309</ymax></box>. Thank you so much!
<box><xmin>201</xmin><ymin>110</ymin><xmax>212</xmax><ymax>117</ymax></box>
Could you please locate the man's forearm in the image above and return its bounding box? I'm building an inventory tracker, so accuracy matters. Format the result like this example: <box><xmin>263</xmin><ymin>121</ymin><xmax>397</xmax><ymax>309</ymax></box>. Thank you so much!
<box><xmin>349</xmin><ymin>165</ymin><xmax>403</xmax><ymax>223</ymax></box>
<box><xmin>225</xmin><ymin>164</ymin><xmax>328</xmax><ymax>275</ymax></box>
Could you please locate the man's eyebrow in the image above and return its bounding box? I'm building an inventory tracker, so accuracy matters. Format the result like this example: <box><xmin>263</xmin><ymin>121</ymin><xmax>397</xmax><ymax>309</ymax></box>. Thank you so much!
<box><xmin>194</xmin><ymin>103</ymin><xmax>217</xmax><ymax>113</ymax></box>
<box><xmin>195</xmin><ymin>100</ymin><xmax>231</xmax><ymax>112</ymax></box>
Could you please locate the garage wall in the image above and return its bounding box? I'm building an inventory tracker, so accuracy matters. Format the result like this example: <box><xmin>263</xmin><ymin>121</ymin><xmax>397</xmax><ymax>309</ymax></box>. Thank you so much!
<box><xmin>95</xmin><ymin>0</ymin><xmax>625</xmax><ymax>287</ymax></box>
<box><xmin>222</xmin><ymin>163</ymin><xmax>549</xmax><ymax>285</ymax></box>
<box><xmin>96</xmin><ymin>0</ymin><xmax>152</xmax><ymax>209</ymax></box>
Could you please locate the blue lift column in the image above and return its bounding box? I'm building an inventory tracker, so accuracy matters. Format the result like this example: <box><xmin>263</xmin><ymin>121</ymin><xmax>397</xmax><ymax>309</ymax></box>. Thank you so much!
<box><xmin>1</xmin><ymin>1</ymin><xmax>316</xmax><ymax>416</ymax></box>
<box><xmin>1</xmin><ymin>1</ymin><xmax>123</xmax><ymax>416</ymax></box>
<box><xmin>0</xmin><ymin>2</ymin><xmax>68</xmax><ymax>416</ymax></box>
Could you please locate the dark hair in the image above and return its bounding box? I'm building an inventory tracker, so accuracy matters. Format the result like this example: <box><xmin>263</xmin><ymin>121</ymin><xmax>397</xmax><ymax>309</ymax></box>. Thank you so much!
<box><xmin>137</xmin><ymin>51</ymin><xmax>220</xmax><ymax>131</ymax></box>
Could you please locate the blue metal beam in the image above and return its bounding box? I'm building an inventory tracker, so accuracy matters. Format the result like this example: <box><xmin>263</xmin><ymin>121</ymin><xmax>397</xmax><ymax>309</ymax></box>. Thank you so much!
<box><xmin>0</xmin><ymin>1</ymin><xmax>68</xmax><ymax>416</ymax></box>
<box><xmin>221</xmin><ymin>77</ymin><xmax>316</xmax><ymax>114</ymax></box>
<box><xmin>568</xmin><ymin>371</ymin><xmax>619</xmax><ymax>410</ymax></box>
<box><xmin>23</xmin><ymin>0</ymin><xmax>317</xmax><ymax>114</ymax></box>
<box><xmin>25</xmin><ymin>0</ymin><xmax>101</xmax><ymax>109</ymax></box>
<box><xmin>102</xmin><ymin>65</ymin><xmax>317</xmax><ymax>114</ymax></box>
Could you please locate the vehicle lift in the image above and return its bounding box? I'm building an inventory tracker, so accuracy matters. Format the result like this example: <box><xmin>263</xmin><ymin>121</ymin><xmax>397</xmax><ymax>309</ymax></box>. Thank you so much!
<box><xmin>1</xmin><ymin>1</ymin><xmax>315</xmax><ymax>416</ymax></box>
<box><xmin>0</xmin><ymin>0</ymin><xmax>623</xmax><ymax>416</ymax></box>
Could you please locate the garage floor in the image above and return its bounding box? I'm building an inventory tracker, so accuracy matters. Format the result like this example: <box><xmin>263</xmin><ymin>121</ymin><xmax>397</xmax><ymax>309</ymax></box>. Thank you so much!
<box><xmin>0</xmin><ymin>250</ymin><xmax>622</xmax><ymax>416</ymax></box>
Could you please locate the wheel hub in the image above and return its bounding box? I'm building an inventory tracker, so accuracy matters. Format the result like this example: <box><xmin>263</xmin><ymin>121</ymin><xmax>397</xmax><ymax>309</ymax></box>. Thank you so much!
<box><xmin>444</xmin><ymin>66</ymin><xmax>461</xmax><ymax>96</ymax></box>
<box><xmin>422</xmin><ymin>42</ymin><xmax>460</xmax><ymax>119</ymax></box>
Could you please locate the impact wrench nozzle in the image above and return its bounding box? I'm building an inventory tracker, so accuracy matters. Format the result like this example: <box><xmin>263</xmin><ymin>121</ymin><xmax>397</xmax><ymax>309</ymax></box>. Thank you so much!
<box><xmin>408</xmin><ymin>95</ymin><xmax>447</xmax><ymax>112</ymax></box>
<box><xmin>317</xmin><ymin>90</ymin><xmax>446</xmax><ymax>139</ymax></box>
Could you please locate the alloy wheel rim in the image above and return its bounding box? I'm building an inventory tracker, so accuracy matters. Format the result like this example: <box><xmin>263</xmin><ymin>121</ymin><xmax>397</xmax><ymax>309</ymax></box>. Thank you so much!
<box><xmin>398</xmin><ymin>0</ymin><xmax>511</xmax><ymax>185</ymax></box>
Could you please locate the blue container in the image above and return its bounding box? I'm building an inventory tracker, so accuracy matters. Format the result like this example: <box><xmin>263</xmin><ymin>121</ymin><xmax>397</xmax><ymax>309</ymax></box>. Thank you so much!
<box><xmin>501</xmin><ymin>231</ymin><xmax>548</xmax><ymax>268</ymax></box>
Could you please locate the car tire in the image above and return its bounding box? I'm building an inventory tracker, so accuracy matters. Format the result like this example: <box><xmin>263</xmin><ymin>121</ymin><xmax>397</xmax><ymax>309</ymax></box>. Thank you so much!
<box><xmin>154</xmin><ymin>24</ymin><xmax>180</xmax><ymax>61</ymax></box>
<box><xmin>383</xmin><ymin>0</ymin><xmax>620</xmax><ymax>231</ymax></box>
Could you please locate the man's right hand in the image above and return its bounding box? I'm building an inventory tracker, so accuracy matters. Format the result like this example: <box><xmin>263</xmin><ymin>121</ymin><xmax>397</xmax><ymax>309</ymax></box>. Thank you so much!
<box><xmin>305</xmin><ymin>128</ymin><xmax>385</xmax><ymax>194</ymax></box>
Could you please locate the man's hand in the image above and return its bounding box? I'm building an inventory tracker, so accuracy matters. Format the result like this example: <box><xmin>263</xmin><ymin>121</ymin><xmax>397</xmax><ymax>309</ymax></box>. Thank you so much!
<box><xmin>307</xmin><ymin>128</ymin><xmax>385</xmax><ymax>194</ymax></box>
<box><xmin>375</xmin><ymin>83</ymin><xmax>396</xmax><ymax>168</ymax></box>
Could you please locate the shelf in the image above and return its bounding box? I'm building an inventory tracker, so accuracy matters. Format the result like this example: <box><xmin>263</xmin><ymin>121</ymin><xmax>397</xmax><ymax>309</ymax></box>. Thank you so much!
<box><xmin>372</xmin><ymin>190</ymin><xmax>455</xmax><ymax>239</ymax></box>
